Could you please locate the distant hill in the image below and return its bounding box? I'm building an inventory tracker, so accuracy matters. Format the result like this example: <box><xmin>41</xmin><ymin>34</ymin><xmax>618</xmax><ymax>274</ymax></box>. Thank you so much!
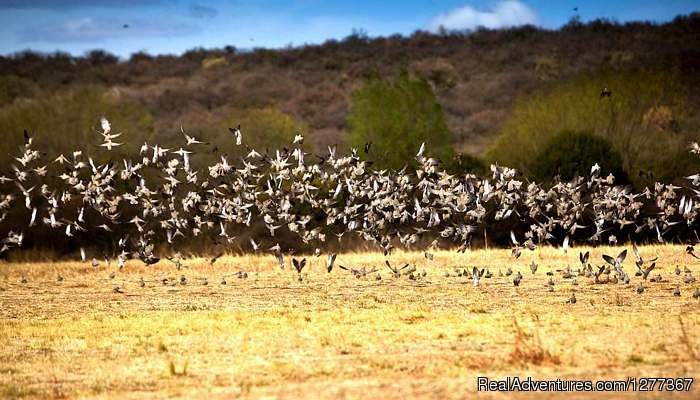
<box><xmin>1</xmin><ymin>13</ymin><xmax>700</xmax><ymax>155</ymax></box>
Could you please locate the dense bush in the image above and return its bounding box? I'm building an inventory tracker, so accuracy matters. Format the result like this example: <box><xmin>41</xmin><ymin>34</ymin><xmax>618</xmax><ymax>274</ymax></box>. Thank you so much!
<box><xmin>171</xmin><ymin>106</ymin><xmax>309</xmax><ymax>168</ymax></box>
<box><xmin>447</xmin><ymin>152</ymin><xmax>486</xmax><ymax>175</ymax></box>
<box><xmin>0</xmin><ymin>85</ymin><xmax>154</xmax><ymax>166</ymax></box>
<box><xmin>486</xmin><ymin>69</ymin><xmax>693</xmax><ymax>187</ymax></box>
<box><xmin>531</xmin><ymin>130</ymin><xmax>627</xmax><ymax>183</ymax></box>
<box><xmin>0</xmin><ymin>75</ymin><xmax>40</xmax><ymax>104</ymax></box>
<box><xmin>222</xmin><ymin>107</ymin><xmax>308</xmax><ymax>150</ymax></box>
<box><xmin>348</xmin><ymin>74</ymin><xmax>454</xmax><ymax>170</ymax></box>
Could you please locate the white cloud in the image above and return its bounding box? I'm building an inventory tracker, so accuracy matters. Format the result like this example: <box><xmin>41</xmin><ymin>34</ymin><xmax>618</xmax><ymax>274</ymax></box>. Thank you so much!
<box><xmin>429</xmin><ymin>1</ymin><xmax>538</xmax><ymax>31</ymax></box>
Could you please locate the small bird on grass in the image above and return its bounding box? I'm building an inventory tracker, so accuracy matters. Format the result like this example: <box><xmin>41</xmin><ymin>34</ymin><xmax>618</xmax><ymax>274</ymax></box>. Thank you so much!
<box><xmin>530</xmin><ymin>261</ymin><xmax>538</xmax><ymax>274</ymax></box>
<box><xmin>513</xmin><ymin>271</ymin><xmax>522</xmax><ymax>287</ymax></box>
<box><xmin>292</xmin><ymin>257</ymin><xmax>306</xmax><ymax>282</ymax></box>
<box><xmin>562</xmin><ymin>267</ymin><xmax>573</xmax><ymax>279</ymax></box>
<box><xmin>471</xmin><ymin>267</ymin><xmax>484</xmax><ymax>287</ymax></box>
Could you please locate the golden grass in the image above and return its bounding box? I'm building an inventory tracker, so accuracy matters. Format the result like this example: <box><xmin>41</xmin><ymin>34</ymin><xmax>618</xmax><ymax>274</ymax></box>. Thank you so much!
<box><xmin>0</xmin><ymin>245</ymin><xmax>699</xmax><ymax>399</ymax></box>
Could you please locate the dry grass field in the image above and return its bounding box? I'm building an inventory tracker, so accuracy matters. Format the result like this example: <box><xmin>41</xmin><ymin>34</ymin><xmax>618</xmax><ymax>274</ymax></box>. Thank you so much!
<box><xmin>1</xmin><ymin>244</ymin><xmax>699</xmax><ymax>399</ymax></box>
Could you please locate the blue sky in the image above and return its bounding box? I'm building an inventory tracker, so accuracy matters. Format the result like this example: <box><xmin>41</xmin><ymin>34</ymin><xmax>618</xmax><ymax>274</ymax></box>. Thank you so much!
<box><xmin>0</xmin><ymin>0</ymin><xmax>698</xmax><ymax>57</ymax></box>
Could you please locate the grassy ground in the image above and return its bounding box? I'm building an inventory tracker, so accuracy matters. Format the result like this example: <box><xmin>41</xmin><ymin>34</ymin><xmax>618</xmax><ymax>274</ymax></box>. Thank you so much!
<box><xmin>0</xmin><ymin>245</ymin><xmax>699</xmax><ymax>399</ymax></box>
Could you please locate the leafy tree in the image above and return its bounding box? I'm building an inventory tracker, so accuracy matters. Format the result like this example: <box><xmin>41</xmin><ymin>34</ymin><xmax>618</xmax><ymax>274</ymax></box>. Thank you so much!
<box><xmin>486</xmin><ymin>69</ymin><xmax>690</xmax><ymax>187</ymax></box>
<box><xmin>348</xmin><ymin>74</ymin><xmax>454</xmax><ymax>170</ymax></box>
<box><xmin>0</xmin><ymin>85</ymin><xmax>154</xmax><ymax>165</ymax></box>
<box><xmin>219</xmin><ymin>107</ymin><xmax>307</xmax><ymax>151</ymax></box>
<box><xmin>173</xmin><ymin>106</ymin><xmax>308</xmax><ymax>169</ymax></box>
<box><xmin>531</xmin><ymin>130</ymin><xmax>627</xmax><ymax>183</ymax></box>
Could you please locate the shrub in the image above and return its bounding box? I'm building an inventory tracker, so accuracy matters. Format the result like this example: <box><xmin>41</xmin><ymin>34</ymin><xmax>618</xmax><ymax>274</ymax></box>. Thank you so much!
<box><xmin>202</xmin><ymin>56</ymin><xmax>228</xmax><ymax>69</ymax></box>
<box><xmin>531</xmin><ymin>130</ymin><xmax>627</xmax><ymax>183</ymax></box>
<box><xmin>410</xmin><ymin>59</ymin><xmax>457</xmax><ymax>89</ymax></box>
<box><xmin>347</xmin><ymin>74</ymin><xmax>454</xmax><ymax>170</ymax></box>
<box><xmin>84</xmin><ymin>50</ymin><xmax>119</xmax><ymax>66</ymax></box>
<box><xmin>0</xmin><ymin>75</ymin><xmax>40</xmax><ymax>104</ymax></box>
<box><xmin>485</xmin><ymin>69</ymin><xmax>689</xmax><ymax>187</ymax></box>
<box><xmin>222</xmin><ymin>107</ymin><xmax>307</xmax><ymax>150</ymax></box>
<box><xmin>0</xmin><ymin>85</ymin><xmax>154</xmax><ymax>166</ymax></box>
<box><xmin>447</xmin><ymin>152</ymin><xmax>486</xmax><ymax>175</ymax></box>
<box><xmin>178</xmin><ymin>107</ymin><xmax>308</xmax><ymax>166</ymax></box>
<box><xmin>635</xmin><ymin>140</ymin><xmax>700</xmax><ymax>186</ymax></box>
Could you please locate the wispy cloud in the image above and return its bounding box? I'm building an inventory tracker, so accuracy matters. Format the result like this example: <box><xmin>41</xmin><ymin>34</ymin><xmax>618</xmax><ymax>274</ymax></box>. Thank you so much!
<box><xmin>18</xmin><ymin>16</ymin><xmax>199</xmax><ymax>43</ymax></box>
<box><xmin>189</xmin><ymin>3</ymin><xmax>218</xmax><ymax>19</ymax></box>
<box><xmin>429</xmin><ymin>1</ymin><xmax>538</xmax><ymax>31</ymax></box>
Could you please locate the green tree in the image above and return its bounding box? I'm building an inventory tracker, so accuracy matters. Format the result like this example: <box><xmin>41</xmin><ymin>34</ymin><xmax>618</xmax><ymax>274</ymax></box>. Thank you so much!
<box><xmin>531</xmin><ymin>130</ymin><xmax>627</xmax><ymax>183</ymax></box>
<box><xmin>222</xmin><ymin>107</ymin><xmax>307</xmax><ymax>150</ymax></box>
<box><xmin>201</xmin><ymin>107</ymin><xmax>311</xmax><ymax>155</ymax></box>
<box><xmin>486</xmin><ymin>69</ymin><xmax>690</xmax><ymax>187</ymax></box>
<box><xmin>174</xmin><ymin>106</ymin><xmax>308</xmax><ymax>169</ymax></box>
<box><xmin>348</xmin><ymin>74</ymin><xmax>454</xmax><ymax>170</ymax></box>
<box><xmin>450</xmin><ymin>152</ymin><xmax>486</xmax><ymax>175</ymax></box>
<box><xmin>0</xmin><ymin>85</ymin><xmax>154</xmax><ymax>165</ymax></box>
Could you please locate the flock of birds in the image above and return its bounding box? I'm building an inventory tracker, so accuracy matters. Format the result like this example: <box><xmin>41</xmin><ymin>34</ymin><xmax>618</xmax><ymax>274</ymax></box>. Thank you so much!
<box><xmin>2</xmin><ymin>117</ymin><xmax>700</xmax><ymax>299</ymax></box>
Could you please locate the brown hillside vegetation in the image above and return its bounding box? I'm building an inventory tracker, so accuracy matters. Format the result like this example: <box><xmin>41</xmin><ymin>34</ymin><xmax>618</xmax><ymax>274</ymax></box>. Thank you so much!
<box><xmin>2</xmin><ymin>14</ymin><xmax>700</xmax><ymax>158</ymax></box>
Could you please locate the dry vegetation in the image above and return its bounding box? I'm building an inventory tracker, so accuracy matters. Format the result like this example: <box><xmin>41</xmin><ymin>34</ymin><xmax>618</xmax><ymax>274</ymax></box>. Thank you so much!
<box><xmin>1</xmin><ymin>245</ymin><xmax>699</xmax><ymax>399</ymax></box>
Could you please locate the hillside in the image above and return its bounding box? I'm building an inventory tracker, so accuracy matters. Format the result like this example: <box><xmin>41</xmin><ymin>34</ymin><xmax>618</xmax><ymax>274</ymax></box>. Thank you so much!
<box><xmin>1</xmin><ymin>14</ymin><xmax>700</xmax><ymax>156</ymax></box>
